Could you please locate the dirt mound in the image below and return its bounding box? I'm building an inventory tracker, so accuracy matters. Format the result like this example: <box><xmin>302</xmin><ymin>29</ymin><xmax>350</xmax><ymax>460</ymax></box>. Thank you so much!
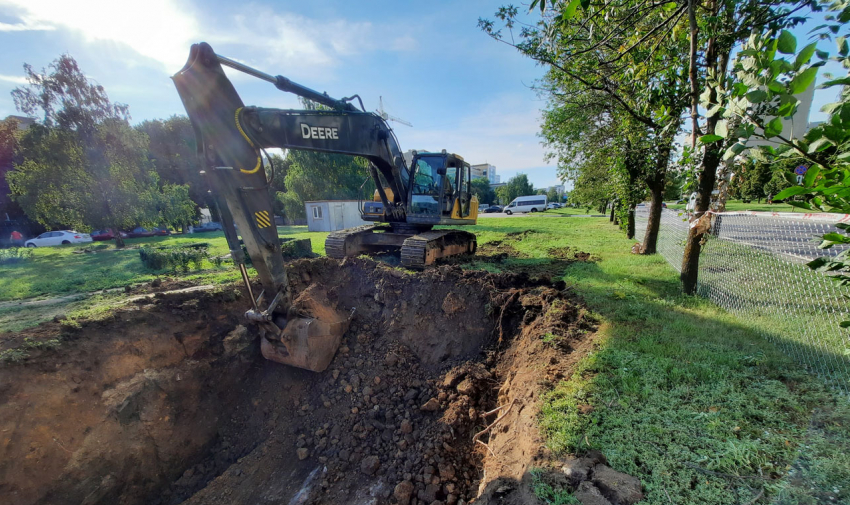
<box><xmin>0</xmin><ymin>257</ymin><xmax>597</xmax><ymax>505</ymax></box>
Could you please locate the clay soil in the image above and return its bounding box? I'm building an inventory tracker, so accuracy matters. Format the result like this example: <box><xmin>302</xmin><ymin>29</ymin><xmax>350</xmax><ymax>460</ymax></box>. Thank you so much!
<box><xmin>0</xmin><ymin>257</ymin><xmax>598</xmax><ymax>505</ymax></box>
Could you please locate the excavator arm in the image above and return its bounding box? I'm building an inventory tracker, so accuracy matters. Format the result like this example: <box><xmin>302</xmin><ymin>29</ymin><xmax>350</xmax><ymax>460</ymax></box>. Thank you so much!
<box><xmin>237</xmin><ymin>107</ymin><xmax>409</xmax><ymax>221</ymax></box>
<box><xmin>173</xmin><ymin>42</ymin><xmax>389</xmax><ymax>371</ymax></box>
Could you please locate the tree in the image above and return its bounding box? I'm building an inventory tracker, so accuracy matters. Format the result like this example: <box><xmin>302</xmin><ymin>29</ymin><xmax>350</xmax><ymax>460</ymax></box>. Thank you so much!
<box><xmin>276</xmin><ymin>150</ymin><xmax>371</xmax><ymax>220</ymax></box>
<box><xmin>701</xmin><ymin>5</ymin><xmax>850</xmax><ymax>324</ymax></box>
<box><xmin>733</xmin><ymin>160</ymin><xmax>773</xmax><ymax>202</ymax></box>
<box><xmin>678</xmin><ymin>0</ymin><xmax>807</xmax><ymax>293</ymax></box>
<box><xmin>496</xmin><ymin>174</ymin><xmax>534</xmax><ymax>204</ymax></box>
<box><xmin>546</xmin><ymin>187</ymin><xmax>559</xmax><ymax>203</ymax></box>
<box><xmin>471</xmin><ymin>177</ymin><xmax>497</xmax><ymax>205</ymax></box>
<box><xmin>0</xmin><ymin>117</ymin><xmax>22</xmax><ymax>221</ymax></box>
<box><xmin>9</xmin><ymin>120</ymin><xmax>160</xmax><ymax>246</ymax></box>
<box><xmin>6</xmin><ymin>55</ymin><xmax>173</xmax><ymax>246</ymax></box>
<box><xmin>157</xmin><ymin>183</ymin><xmax>197</xmax><ymax>230</ymax></box>
<box><xmin>481</xmin><ymin>0</ymin><xmax>690</xmax><ymax>253</ymax></box>
<box><xmin>136</xmin><ymin>116</ymin><xmax>211</xmax><ymax>208</ymax></box>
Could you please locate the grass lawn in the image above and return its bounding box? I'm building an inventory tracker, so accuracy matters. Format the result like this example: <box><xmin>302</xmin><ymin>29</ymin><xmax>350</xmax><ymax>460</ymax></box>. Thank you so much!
<box><xmin>0</xmin><ymin>226</ymin><xmax>327</xmax><ymax>331</ymax></box>
<box><xmin>462</xmin><ymin>215</ymin><xmax>849</xmax><ymax>504</ymax></box>
<box><xmin>2</xmin><ymin>214</ymin><xmax>848</xmax><ymax>503</ymax></box>
<box><xmin>548</xmin><ymin>206</ymin><xmax>608</xmax><ymax>216</ymax></box>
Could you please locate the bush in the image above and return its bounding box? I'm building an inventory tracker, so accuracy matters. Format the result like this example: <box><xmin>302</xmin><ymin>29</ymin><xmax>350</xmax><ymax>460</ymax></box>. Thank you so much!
<box><xmin>139</xmin><ymin>243</ymin><xmax>211</xmax><ymax>272</ymax></box>
<box><xmin>0</xmin><ymin>247</ymin><xmax>34</xmax><ymax>265</ymax></box>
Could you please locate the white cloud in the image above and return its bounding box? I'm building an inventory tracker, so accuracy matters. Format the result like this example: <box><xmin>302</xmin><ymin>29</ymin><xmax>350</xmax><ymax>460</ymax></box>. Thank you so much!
<box><xmin>0</xmin><ymin>0</ymin><xmax>407</xmax><ymax>76</ymax></box>
<box><xmin>0</xmin><ymin>74</ymin><xmax>27</xmax><ymax>84</ymax></box>
<box><xmin>0</xmin><ymin>18</ymin><xmax>55</xmax><ymax>31</ymax></box>
<box><xmin>211</xmin><ymin>6</ymin><xmax>377</xmax><ymax>76</ymax></box>
<box><xmin>400</xmin><ymin>93</ymin><xmax>553</xmax><ymax>174</ymax></box>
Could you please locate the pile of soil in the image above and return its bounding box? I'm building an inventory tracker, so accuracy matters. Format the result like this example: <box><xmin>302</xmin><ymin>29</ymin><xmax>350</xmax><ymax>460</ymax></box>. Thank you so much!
<box><xmin>0</xmin><ymin>257</ymin><xmax>599</xmax><ymax>505</ymax></box>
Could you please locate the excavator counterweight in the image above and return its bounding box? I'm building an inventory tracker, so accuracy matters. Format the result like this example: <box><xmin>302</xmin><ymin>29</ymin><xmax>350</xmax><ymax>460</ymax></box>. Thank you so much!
<box><xmin>172</xmin><ymin>42</ymin><xmax>477</xmax><ymax>370</ymax></box>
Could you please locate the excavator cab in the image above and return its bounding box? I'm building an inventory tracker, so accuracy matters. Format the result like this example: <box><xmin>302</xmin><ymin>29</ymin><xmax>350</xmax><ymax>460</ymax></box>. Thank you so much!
<box><xmin>408</xmin><ymin>151</ymin><xmax>477</xmax><ymax>224</ymax></box>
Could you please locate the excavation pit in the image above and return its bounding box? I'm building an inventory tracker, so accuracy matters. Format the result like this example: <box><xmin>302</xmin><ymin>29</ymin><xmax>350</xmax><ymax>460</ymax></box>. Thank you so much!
<box><xmin>0</xmin><ymin>258</ymin><xmax>597</xmax><ymax>505</ymax></box>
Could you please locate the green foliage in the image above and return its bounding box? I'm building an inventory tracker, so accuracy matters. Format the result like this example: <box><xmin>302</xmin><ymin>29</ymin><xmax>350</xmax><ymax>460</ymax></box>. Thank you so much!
<box><xmin>136</xmin><ymin>115</ymin><xmax>208</xmax><ymax>213</ymax></box>
<box><xmin>529</xmin><ymin>468</ymin><xmax>580</xmax><ymax>504</ymax></box>
<box><xmin>471</xmin><ymin>177</ymin><xmax>497</xmax><ymax>205</ymax></box>
<box><xmin>277</xmin><ymin>150</ymin><xmax>371</xmax><ymax>219</ymax></box>
<box><xmin>0</xmin><ymin>247</ymin><xmax>33</xmax><ymax>265</ymax></box>
<box><xmin>157</xmin><ymin>183</ymin><xmax>197</xmax><ymax>230</ymax></box>
<box><xmin>0</xmin><ymin>117</ymin><xmax>23</xmax><ymax>219</ymax></box>
<box><xmin>5</xmin><ymin>55</ymin><xmax>183</xmax><ymax>243</ymax></box>
<box><xmin>732</xmin><ymin>160</ymin><xmax>774</xmax><ymax>202</ymax></box>
<box><xmin>139</xmin><ymin>242</ymin><xmax>210</xmax><ymax>272</ymax></box>
<box><xmin>0</xmin><ymin>337</ymin><xmax>62</xmax><ymax>363</ymax></box>
<box><xmin>495</xmin><ymin>174</ymin><xmax>535</xmax><ymax>204</ymax></box>
<box><xmin>705</xmin><ymin>5</ymin><xmax>850</xmax><ymax>324</ymax></box>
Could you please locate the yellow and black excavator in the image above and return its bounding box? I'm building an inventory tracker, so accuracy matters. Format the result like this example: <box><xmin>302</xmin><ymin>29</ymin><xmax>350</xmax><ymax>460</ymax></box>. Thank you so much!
<box><xmin>172</xmin><ymin>43</ymin><xmax>478</xmax><ymax>371</ymax></box>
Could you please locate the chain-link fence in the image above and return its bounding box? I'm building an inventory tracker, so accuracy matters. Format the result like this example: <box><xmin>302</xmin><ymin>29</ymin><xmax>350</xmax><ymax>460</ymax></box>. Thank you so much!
<box><xmin>635</xmin><ymin>205</ymin><xmax>850</xmax><ymax>394</ymax></box>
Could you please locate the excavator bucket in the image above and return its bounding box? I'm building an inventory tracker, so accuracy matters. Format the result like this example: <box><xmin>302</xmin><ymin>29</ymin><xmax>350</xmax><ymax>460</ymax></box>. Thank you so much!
<box><xmin>260</xmin><ymin>285</ymin><xmax>351</xmax><ymax>372</ymax></box>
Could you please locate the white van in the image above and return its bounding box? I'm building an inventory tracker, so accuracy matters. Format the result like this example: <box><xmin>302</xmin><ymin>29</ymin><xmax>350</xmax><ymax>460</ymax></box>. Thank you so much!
<box><xmin>504</xmin><ymin>195</ymin><xmax>548</xmax><ymax>214</ymax></box>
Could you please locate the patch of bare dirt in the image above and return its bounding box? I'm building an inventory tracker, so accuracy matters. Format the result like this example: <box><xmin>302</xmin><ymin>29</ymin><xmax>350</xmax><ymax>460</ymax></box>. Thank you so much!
<box><xmin>0</xmin><ymin>257</ymin><xmax>600</xmax><ymax>505</ymax></box>
<box><xmin>475</xmin><ymin>241</ymin><xmax>527</xmax><ymax>263</ymax></box>
<box><xmin>546</xmin><ymin>247</ymin><xmax>599</xmax><ymax>263</ymax></box>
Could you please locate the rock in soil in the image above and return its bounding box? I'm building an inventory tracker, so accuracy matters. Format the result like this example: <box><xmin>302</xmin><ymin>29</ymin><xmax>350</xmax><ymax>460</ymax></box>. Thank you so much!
<box><xmin>592</xmin><ymin>464</ymin><xmax>644</xmax><ymax>505</ymax></box>
<box><xmin>574</xmin><ymin>481</ymin><xmax>613</xmax><ymax>505</ymax></box>
<box><xmin>394</xmin><ymin>480</ymin><xmax>415</xmax><ymax>505</ymax></box>
<box><xmin>360</xmin><ymin>455</ymin><xmax>380</xmax><ymax>475</ymax></box>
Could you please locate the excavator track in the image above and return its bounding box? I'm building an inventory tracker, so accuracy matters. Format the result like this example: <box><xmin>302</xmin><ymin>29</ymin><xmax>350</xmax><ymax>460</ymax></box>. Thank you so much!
<box><xmin>325</xmin><ymin>225</ymin><xmax>381</xmax><ymax>259</ymax></box>
<box><xmin>400</xmin><ymin>230</ymin><xmax>477</xmax><ymax>269</ymax></box>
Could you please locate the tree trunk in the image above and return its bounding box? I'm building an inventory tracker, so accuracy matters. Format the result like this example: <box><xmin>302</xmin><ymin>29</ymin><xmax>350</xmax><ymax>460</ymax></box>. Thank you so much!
<box><xmin>609</xmin><ymin>199</ymin><xmax>616</xmax><ymax>222</ymax></box>
<box><xmin>680</xmin><ymin>109</ymin><xmax>723</xmax><ymax>293</ymax></box>
<box><xmin>680</xmin><ymin>36</ymin><xmax>731</xmax><ymax>295</ymax></box>
<box><xmin>680</xmin><ymin>145</ymin><xmax>720</xmax><ymax>294</ymax></box>
<box><xmin>114</xmin><ymin>235</ymin><xmax>125</xmax><ymax>248</ymax></box>
<box><xmin>641</xmin><ymin>138</ymin><xmax>674</xmax><ymax>254</ymax></box>
<box><xmin>642</xmin><ymin>182</ymin><xmax>664</xmax><ymax>254</ymax></box>
<box><xmin>627</xmin><ymin>206</ymin><xmax>635</xmax><ymax>239</ymax></box>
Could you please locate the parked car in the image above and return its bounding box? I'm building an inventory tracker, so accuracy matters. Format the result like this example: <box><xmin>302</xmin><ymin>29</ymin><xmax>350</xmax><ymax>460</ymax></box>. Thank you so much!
<box><xmin>152</xmin><ymin>227</ymin><xmax>171</xmax><ymax>236</ymax></box>
<box><xmin>90</xmin><ymin>229</ymin><xmax>127</xmax><ymax>241</ymax></box>
<box><xmin>125</xmin><ymin>227</ymin><xmax>155</xmax><ymax>238</ymax></box>
<box><xmin>482</xmin><ymin>206</ymin><xmax>503</xmax><ymax>213</ymax></box>
<box><xmin>25</xmin><ymin>230</ymin><xmax>92</xmax><ymax>247</ymax></box>
<box><xmin>546</xmin><ymin>203</ymin><xmax>562</xmax><ymax>210</ymax></box>
<box><xmin>193</xmin><ymin>222</ymin><xmax>224</xmax><ymax>233</ymax></box>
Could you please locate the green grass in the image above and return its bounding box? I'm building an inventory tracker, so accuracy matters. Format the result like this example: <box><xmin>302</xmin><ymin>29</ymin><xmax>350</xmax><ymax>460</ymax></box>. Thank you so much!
<box><xmin>0</xmin><ymin>226</ymin><xmax>326</xmax><ymax>332</ymax></box>
<box><xmin>455</xmin><ymin>215</ymin><xmax>849</xmax><ymax>504</ymax></box>
<box><xmin>0</xmin><ymin>226</ymin><xmax>325</xmax><ymax>303</ymax></box>
<box><xmin>548</xmin><ymin>206</ymin><xmax>608</xmax><ymax>216</ymax></box>
<box><xmin>2</xmin><ymin>214</ymin><xmax>848</xmax><ymax>503</ymax></box>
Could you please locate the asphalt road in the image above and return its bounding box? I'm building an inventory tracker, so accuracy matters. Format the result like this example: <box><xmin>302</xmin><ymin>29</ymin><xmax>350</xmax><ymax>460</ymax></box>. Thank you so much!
<box><xmin>643</xmin><ymin>208</ymin><xmax>850</xmax><ymax>263</ymax></box>
<box><xmin>713</xmin><ymin>215</ymin><xmax>848</xmax><ymax>262</ymax></box>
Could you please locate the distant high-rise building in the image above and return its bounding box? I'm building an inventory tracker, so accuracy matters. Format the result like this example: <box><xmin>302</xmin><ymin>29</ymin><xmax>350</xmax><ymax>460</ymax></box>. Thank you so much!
<box><xmin>471</xmin><ymin>163</ymin><xmax>498</xmax><ymax>184</ymax></box>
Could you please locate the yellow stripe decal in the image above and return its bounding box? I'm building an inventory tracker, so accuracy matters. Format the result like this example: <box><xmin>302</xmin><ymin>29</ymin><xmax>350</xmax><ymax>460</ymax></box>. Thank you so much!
<box><xmin>255</xmin><ymin>211</ymin><xmax>271</xmax><ymax>228</ymax></box>
<box><xmin>234</xmin><ymin>107</ymin><xmax>262</xmax><ymax>174</ymax></box>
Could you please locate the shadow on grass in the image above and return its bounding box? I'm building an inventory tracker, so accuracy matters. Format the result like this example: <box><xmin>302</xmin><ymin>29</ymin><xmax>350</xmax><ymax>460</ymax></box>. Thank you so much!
<box><xmin>456</xmin><ymin>249</ymin><xmax>850</xmax><ymax>504</ymax></box>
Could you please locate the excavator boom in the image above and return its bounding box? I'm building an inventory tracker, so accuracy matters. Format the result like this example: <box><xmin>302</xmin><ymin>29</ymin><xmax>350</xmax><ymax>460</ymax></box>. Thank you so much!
<box><xmin>172</xmin><ymin>42</ymin><xmax>478</xmax><ymax>370</ymax></box>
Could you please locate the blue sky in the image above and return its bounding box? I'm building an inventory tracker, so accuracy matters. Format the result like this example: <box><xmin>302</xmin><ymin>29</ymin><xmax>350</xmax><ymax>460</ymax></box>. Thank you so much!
<box><xmin>0</xmin><ymin>0</ymin><xmax>564</xmax><ymax>188</ymax></box>
<box><xmin>0</xmin><ymin>1</ymin><xmax>846</xmax><ymax>192</ymax></box>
